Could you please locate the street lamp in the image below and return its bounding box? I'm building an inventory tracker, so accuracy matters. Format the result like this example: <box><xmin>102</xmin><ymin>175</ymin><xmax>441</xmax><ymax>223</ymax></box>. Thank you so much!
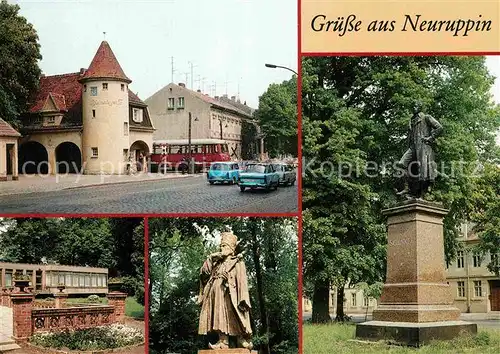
<box><xmin>265</xmin><ymin>63</ymin><xmax>298</xmax><ymax>75</ymax></box>
<box><xmin>188</xmin><ymin>112</ymin><xmax>199</xmax><ymax>174</ymax></box>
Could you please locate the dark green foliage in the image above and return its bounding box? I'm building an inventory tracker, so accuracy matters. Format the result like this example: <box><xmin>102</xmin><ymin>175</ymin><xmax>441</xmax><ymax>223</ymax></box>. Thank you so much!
<box><xmin>0</xmin><ymin>218</ymin><xmax>145</xmax><ymax>304</ymax></box>
<box><xmin>0</xmin><ymin>1</ymin><xmax>42</xmax><ymax>127</ymax></box>
<box><xmin>148</xmin><ymin>217</ymin><xmax>298</xmax><ymax>354</ymax></box>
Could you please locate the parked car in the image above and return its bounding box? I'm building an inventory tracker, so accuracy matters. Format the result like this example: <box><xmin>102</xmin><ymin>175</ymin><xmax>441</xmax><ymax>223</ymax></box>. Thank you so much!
<box><xmin>238</xmin><ymin>163</ymin><xmax>279</xmax><ymax>192</ymax></box>
<box><xmin>273</xmin><ymin>163</ymin><xmax>296</xmax><ymax>186</ymax></box>
<box><xmin>207</xmin><ymin>162</ymin><xmax>240</xmax><ymax>184</ymax></box>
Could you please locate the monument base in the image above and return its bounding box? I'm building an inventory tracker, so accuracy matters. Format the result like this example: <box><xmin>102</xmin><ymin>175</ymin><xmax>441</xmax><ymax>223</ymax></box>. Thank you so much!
<box><xmin>198</xmin><ymin>350</ymin><xmax>258</xmax><ymax>353</ymax></box>
<box><xmin>373</xmin><ymin>304</ymin><xmax>461</xmax><ymax>322</ymax></box>
<box><xmin>355</xmin><ymin>320</ymin><xmax>477</xmax><ymax>347</ymax></box>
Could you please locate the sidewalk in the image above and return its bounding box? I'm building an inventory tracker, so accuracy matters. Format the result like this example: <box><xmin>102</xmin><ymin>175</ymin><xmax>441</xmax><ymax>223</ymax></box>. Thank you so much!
<box><xmin>0</xmin><ymin>173</ymin><xmax>197</xmax><ymax>196</ymax></box>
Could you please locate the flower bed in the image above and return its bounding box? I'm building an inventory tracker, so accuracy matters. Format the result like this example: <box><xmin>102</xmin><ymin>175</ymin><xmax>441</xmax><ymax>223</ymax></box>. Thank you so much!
<box><xmin>29</xmin><ymin>324</ymin><xmax>144</xmax><ymax>351</ymax></box>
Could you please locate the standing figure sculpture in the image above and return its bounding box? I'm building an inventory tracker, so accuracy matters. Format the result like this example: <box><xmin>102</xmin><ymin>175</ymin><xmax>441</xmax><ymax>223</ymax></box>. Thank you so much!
<box><xmin>396</xmin><ymin>101</ymin><xmax>443</xmax><ymax>199</ymax></box>
<box><xmin>198</xmin><ymin>232</ymin><xmax>253</xmax><ymax>350</ymax></box>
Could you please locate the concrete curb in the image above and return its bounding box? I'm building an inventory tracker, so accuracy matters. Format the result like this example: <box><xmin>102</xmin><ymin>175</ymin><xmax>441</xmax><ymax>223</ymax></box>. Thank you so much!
<box><xmin>62</xmin><ymin>174</ymin><xmax>199</xmax><ymax>191</ymax></box>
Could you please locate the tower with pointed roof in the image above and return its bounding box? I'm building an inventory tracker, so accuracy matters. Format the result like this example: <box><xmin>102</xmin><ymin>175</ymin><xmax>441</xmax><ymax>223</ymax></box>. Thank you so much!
<box><xmin>79</xmin><ymin>41</ymin><xmax>132</xmax><ymax>174</ymax></box>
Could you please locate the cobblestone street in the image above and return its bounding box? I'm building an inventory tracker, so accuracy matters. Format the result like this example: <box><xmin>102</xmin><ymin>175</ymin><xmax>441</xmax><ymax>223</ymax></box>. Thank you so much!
<box><xmin>0</xmin><ymin>174</ymin><xmax>298</xmax><ymax>214</ymax></box>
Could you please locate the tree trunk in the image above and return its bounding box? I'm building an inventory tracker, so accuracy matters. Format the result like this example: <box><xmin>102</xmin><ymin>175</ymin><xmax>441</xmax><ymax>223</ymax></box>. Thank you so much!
<box><xmin>311</xmin><ymin>279</ymin><xmax>331</xmax><ymax>323</ymax></box>
<box><xmin>250</xmin><ymin>220</ymin><xmax>271</xmax><ymax>354</ymax></box>
<box><xmin>335</xmin><ymin>285</ymin><xmax>347</xmax><ymax>322</ymax></box>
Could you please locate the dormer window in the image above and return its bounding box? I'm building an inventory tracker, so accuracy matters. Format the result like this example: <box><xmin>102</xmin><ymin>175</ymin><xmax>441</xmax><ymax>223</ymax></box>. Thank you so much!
<box><xmin>47</xmin><ymin>116</ymin><xmax>55</xmax><ymax>123</ymax></box>
<box><xmin>133</xmin><ymin>108</ymin><xmax>143</xmax><ymax>123</ymax></box>
<box><xmin>102</xmin><ymin>83</ymin><xmax>108</xmax><ymax>90</ymax></box>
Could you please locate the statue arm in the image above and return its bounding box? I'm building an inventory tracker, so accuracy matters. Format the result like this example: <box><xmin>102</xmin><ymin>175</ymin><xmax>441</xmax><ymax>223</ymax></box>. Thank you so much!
<box><xmin>425</xmin><ymin>115</ymin><xmax>443</xmax><ymax>142</ymax></box>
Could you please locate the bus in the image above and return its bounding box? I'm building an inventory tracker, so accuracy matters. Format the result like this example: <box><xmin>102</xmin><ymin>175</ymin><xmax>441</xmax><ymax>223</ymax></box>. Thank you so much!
<box><xmin>151</xmin><ymin>139</ymin><xmax>231</xmax><ymax>173</ymax></box>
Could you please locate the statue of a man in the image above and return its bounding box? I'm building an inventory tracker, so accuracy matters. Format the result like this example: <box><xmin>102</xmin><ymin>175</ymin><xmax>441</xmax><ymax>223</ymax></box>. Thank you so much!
<box><xmin>198</xmin><ymin>232</ymin><xmax>253</xmax><ymax>350</ymax></box>
<box><xmin>396</xmin><ymin>101</ymin><xmax>443</xmax><ymax>199</ymax></box>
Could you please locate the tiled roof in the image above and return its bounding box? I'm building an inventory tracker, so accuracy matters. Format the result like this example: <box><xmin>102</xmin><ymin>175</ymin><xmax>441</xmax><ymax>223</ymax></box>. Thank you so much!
<box><xmin>79</xmin><ymin>41</ymin><xmax>131</xmax><ymax>83</ymax></box>
<box><xmin>128</xmin><ymin>90</ymin><xmax>146</xmax><ymax>106</ymax></box>
<box><xmin>29</xmin><ymin>73</ymin><xmax>82</xmax><ymax>114</ymax></box>
<box><xmin>191</xmin><ymin>89</ymin><xmax>252</xmax><ymax>118</ymax></box>
<box><xmin>0</xmin><ymin>118</ymin><xmax>21</xmax><ymax>137</ymax></box>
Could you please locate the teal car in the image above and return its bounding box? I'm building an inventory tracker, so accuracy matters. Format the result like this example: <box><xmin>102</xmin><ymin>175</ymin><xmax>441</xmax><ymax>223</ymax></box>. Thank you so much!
<box><xmin>238</xmin><ymin>163</ymin><xmax>280</xmax><ymax>192</ymax></box>
<box><xmin>207</xmin><ymin>162</ymin><xmax>240</xmax><ymax>185</ymax></box>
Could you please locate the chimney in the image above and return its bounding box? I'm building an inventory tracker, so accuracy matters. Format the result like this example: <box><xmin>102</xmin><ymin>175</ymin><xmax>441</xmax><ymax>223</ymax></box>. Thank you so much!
<box><xmin>178</xmin><ymin>83</ymin><xmax>186</xmax><ymax>87</ymax></box>
<box><xmin>197</xmin><ymin>89</ymin><xmax>202</xmax><ymax>93</ymax></box>
<box><xmin>215</xmin><ymin>96</ymin><xmax>219</xmax><ymax>100</ymax></box>
<box><xmin>79</xmin><ymin>68</ymin><xmax>86</xmax><ymax>75</ymax></box>
<box><xmin>231</xmin><ymin>96</ymin><xmax>236</xmax><ymax>101</ymax></box>
<box><xmin>223</xmin><ymin>94</ymin><xmax>228</xmax><ymax>98</ymax></box>
<box><xmin>244</xmin><ymin>101</ymin><xmax>247</xmax><ymax>105</ymax></box>
<box><xmin>237</xmin><ymin>98</ymin><xmax>241</xmax><ymax>103</ymax></box>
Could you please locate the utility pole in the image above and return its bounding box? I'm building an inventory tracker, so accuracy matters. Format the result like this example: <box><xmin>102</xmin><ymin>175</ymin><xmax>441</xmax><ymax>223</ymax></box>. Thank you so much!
<box><xmin>195</xmin><ymin>75</ymin><xmax>201</xmax><ymax>91</ymax></box>
<box><xmin>188</xmin><ymin>112</ymin><xmax>192</xmax><ymax>174</ymax></box>
<box><xmin>224</xmin><ymin>80</ymin><xmax>231</xmax><ymax>96</ymax></box>
<box><xmin>212</xmin><ymin>81</ymin><xmax>217</xmax><ymax>97</ymax></box>
<box><xmin>183</xmin><ymin>72</ymin><xmax>189</xmax><ymax>86</ymax></box>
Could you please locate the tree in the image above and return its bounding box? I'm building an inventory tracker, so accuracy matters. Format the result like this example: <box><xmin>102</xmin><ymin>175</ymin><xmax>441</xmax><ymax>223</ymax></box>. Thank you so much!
<box><xmin>301</xmin><ymin>56</ymin><xmax>500</xmax><ymax>323</ymax></box>
<box><xmin>255</xmin><ymin>77</ymin><xmax>298</xmax><ymax>158</ymax></box>
<box><xmin>0</xmin><ymin>1</ymin><xmax>42</xmax><ymax>127</ymax></box>
<box><xmin>148</xmin><ymin>217</ymin><xmax>298</xmax><ymax>354</ymax></box>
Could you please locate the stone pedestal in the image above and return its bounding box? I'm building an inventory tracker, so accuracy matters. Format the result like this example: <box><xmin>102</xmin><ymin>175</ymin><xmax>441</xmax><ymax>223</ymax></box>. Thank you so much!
<box><xmin>199</xmin><ymin>350</ymin><xmax>258</xmax><ymax>354</ymax></box>
<box><xmin>54</xmin><ymin>293</ymin><xmax>68</xmax><ymax>308</ymax></box>
<box><xmin>356</xmin><ymin>199</ymin><xmax>476</xmax><ymax>346</ymax></box>
<box><xmin>107</xmin><ymin>292</ymin><xmax>127</xmax><ymax>324</ymax></box>
<box><xmin>10</xmin><ymin>293</ymin><xmax>34</xmax><ymax>340</ymax></box>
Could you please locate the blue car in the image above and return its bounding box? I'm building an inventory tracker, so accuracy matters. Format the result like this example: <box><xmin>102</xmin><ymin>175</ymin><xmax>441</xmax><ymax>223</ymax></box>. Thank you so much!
<box><xmin>207</xmin><ymin>162</ymin><xmax>240</xmax><ymax>185</ymax></box>
<box><xmin>238</xmin><ymin>163</ymin><xmax>280</xmax><ymax>192</ymax></box>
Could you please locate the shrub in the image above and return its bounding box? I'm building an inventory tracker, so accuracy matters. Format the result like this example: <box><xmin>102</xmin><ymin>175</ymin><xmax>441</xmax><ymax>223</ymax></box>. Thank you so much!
<box><xmin>30</xmin><ymin>324</ymin><xmax>143</xmax><ymax>350</ymax></box>
<box><xmin>87</xmin><ymin>295</ymin><xmax>100</xmax><ymax>303</ymax></box>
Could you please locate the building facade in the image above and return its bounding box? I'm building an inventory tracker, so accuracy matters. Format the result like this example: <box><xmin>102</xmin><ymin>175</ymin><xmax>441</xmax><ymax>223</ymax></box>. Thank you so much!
<box><xmin>446</xmin><ymin>223</ymin><xmax>500</xmax><ymax>313</ymax></box>
<box><xmin>0</xmin><ymin>262</ymin><xmax>108</xmax><ymax>295</ymax></box>
<box><xmin>145</xmin><ymin>83</ymin><xmax>259</xmax><ymax>160</ymax></box>
<box><xmin>18</xmin><ymin>41</ymin><xmax>154</xmax><ymax>175</ymax></box>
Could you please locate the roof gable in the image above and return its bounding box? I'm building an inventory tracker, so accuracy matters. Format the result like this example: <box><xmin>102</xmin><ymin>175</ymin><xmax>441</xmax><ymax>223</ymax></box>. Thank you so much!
<box><xmin>79</xmin><ymin>41</ymin><xmax>131</xmax><ymax>83</ymax></box>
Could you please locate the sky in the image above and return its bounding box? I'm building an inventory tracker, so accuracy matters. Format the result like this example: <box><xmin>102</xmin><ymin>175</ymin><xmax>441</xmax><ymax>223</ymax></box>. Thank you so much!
<box><xmin>14</xmin><ymin>0</ymin><xmax>297</xmax><ymax>108</ymax></box>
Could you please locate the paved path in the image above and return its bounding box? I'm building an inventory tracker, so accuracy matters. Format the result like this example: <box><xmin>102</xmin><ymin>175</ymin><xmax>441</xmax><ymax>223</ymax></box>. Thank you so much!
<box><xmin>0</xmin><ymin>173</ymin><xmax>191</xmax><ymax>197</ymax></box>
<box><xmin>0</xmin><ymin>175</ymin><xmax>298</xmax><ymax>214</ymax></box>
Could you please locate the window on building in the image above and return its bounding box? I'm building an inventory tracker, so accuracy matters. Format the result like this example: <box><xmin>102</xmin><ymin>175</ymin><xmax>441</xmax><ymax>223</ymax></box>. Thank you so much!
<box><xmin>168</xmin><ymin>97</ymin><xmax>175</xmax><ymax>109</ymax></box>
<box><xmin>47</xmin><ymin>116</ymin><xmax>55</xmax><ymax>123</ymax></box>
<box><xmin>132</xmin><ymin>108</ymin><xmax>143</xmax><ymax>123</ymax></box>
<box><xmin>102</xmin><ymin>83</ymin><xmax>108</xmax><ymax>90</ymax></box>
<box><xmin>351</xmin><ymin>293</ymin><xmax>357</xmax><ymax>307</ymax></box>
<box><xmin>124</xmin><ymin>122</ymin><xmax>129</xmax><ymax>135</ymax></box>
<box><xmin>92</xmin><ymin>109</ymin><xmax>96</xmax><ymax>118</ymax></box>
<box><xmin>457</xmin><ymin>251</ymin><xmax>464</xmax><ymax>268</ymax></box>
<box><xmin>90</xmin><ymin>86</ymin><xmax>98</xmax><ymax>96</ymax></box>
<box><xmin>91</xmin><ymin>147</ymin><xmax>98</xmax><ymax>158</ymax></box>
<box><xmin>178</xmin><ymin>97</ymin><xmax>185</xmax><ymax>108</ymax></box>
<box><xmin>363</xmin><ymin>297</ymin><xmax>369</xmax><ymax>307</ymax></box>
<box><xmin>474</xmin><ymin>281</ymin><xmax>482</xmax><ymax>297</ymax></box>
<box><xmin>121</xmin><ymin>84</ymin><xmax>125</xmax><ymax>91</ymax></box>
<box><xmin>84</xmin><ymin>85</ymin><xmax>87</xmax><ymax>92</ymax></box>
<box><xmin>457</xmin><ymin>281</ymin><xmax>465</xmax><ymax>297</ymax></box>
<box><xmin>331</xmin><ymin>295</ymin><xmax>335</xmax><ymax>306</ymax></box>
<box><xmin>473</xmin><ymin>253</ymin><xmax>482</xmax><ymax>267</ymax></box>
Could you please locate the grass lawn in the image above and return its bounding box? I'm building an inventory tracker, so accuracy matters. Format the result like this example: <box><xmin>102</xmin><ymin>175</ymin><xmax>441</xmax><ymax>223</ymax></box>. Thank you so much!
<box><xmin>65</xmin><ymin>296</ymin><xmax>144</xmax><ymax>319</ymax></box>
<box><xmin>303</xmin><ymin>322</ymin><xmax>500</xmax><ymax>353</ymax></box>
